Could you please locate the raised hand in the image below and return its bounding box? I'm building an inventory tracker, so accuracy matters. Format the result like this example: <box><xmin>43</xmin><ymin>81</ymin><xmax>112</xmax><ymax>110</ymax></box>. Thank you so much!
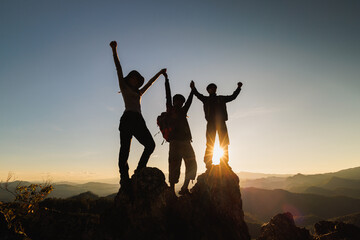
<box><xmin>110</xmin><ymin>41</ymin><xmax>117</xmax><ymax>49</ymax></box>
<box><xmin>160</xmin><ymin>68</ymin><xmax>167</xmax><ymax>75</ymax></box>
<box><xmin>238</xmin><ymin>82</ymin><xmax>243</xmax><ymax>88</ymax></box>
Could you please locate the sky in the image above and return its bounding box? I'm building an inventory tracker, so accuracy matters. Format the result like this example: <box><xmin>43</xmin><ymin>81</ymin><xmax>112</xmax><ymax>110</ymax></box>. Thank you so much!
<box><xmin>1</xmin><ymin>0</ymin><xmax>359</xmax><ymax>182</ymax></box>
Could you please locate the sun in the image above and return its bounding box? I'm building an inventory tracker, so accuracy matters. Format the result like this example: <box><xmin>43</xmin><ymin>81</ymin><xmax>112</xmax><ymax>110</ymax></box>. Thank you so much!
<box><xmin>212</xmin><ymin>142</ymin><xmax>224</xmax><ymax>165</ymax></box>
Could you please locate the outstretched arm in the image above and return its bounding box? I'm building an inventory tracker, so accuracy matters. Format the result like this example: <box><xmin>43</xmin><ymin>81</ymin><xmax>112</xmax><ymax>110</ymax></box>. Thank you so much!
<box><xmin>190</xmin><ymin>80</ymin><xmax>206</xmax><ymax>103</ymax></box>
<box><xmin>110</xmin><ymin>41</ymin><xmax>126</xmax><ymax>91</ymax></box>
<box><xmin>140</xmin><ymin>68</ymin><xmax>167</xmax><ymax>95</ymax></box>
<box><xmin>183</xmin><ymin>88</ymin><xmax>194</xmax><ymax>114</ymax></box>
<box><xmin>165</xmin><ymin>74</ymin><xmax>172</xmax><ymax>111</ymax></box>
<box><xmin>224</xmin><ymin>82</ymin><xmax>242</xmax><ymax>103</ymax></box>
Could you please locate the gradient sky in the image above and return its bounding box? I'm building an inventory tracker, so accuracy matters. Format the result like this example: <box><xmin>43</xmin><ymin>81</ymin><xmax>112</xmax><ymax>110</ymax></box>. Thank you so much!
<box><xmin>1</xmin><ymin>0</ymin><xmax>359</xmax><ymax>182</ymax></box>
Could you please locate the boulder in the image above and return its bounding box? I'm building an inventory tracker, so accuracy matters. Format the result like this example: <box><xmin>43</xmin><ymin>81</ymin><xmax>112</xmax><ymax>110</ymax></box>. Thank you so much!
<box><xmin>111</xmin><ymin>165</ymin><xmax>251</xmax><ymax>240</ymax></box>
<box><xmin>257</xmin><ymin>212</ymin><xmax>312</xmax><ymax>240</ymax></box>
<box><xmin>314</xmin><ymin>220</ymin><xmax>360</xmax><ymax>240</ymax></box>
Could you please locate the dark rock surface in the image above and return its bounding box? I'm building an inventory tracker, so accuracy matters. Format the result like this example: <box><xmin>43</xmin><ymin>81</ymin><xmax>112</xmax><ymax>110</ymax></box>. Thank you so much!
<box><xmin>314</xmin><ymin>220</ymin><xmax>360</xmax><ymax>240</ymax></box>
<box><xmin>108</xmin><ymin>165</ymin><xmax>251</xmax><ymax>240</ymax></box>
<box><xmin>20</xmin><ymin>166</ymin><xmax>250</xmax><ymax>240</ymax></box>
<box><xmin>188</xmin><ymin>165</ymin><xmax>250</xmax><ymax>240</ymax></box>
<box><xmin>257</xmin><ymin>212</ymin><xmax>312</xmax><ymax>240</ymax></box>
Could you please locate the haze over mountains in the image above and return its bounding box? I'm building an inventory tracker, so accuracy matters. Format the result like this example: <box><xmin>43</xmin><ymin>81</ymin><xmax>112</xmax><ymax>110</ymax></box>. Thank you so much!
<box><xmin>1</xmin><ymin>166</ymin><xmax>359</xmax><ymax>201</ymax></box>
<box><xmin>240</xmin><ymin>166</ymin><xmax>360</xmax><ymax>199</ymax></box>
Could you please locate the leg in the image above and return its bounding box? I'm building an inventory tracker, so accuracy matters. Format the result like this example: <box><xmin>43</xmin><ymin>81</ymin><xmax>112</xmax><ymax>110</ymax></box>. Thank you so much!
<box><xmin>182</xmin><ymin>142</ymin><xmax>197</xmax><ymax>191</ymax></box>
<box><xmin>204</xmin><ymin>122</ymin><xmax>216</xmax><ymax>169</ymax></box>
<box><xmin>119</xmin><ymin>115</ymin><xmax>133</xmax><ymax>184</ymax></box>
<box><xmin>218</xmin><ymin>121</ymin><xmax>230</xmax><ymax>164</ymax></box>
<box><xmin>168</xmin><ymin>141</ymin><xmax>182</xmax><ymax>186</ymax></box>
<box><xmin>133</xmin><ymin>115</ymin><xmax>156</xmax><ymax>171</ymax></box>
<box><xmin>179</xmin><ymin>179</ymin><xmax>191</xmax><ymax>195</ymax></box>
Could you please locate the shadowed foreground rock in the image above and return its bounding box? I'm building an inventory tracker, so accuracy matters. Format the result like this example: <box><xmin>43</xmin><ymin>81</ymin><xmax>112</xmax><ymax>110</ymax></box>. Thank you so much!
<box><xmin>314</xmin><ymin>220</ymin><xmax>360</xmax><ymax>240</ymax></box>
<box><xmin>257</xmin><ymin>212</ymin><xmax>312</xmax><ymax>240</ymax></box>
<box><xmin>108</xmin><ymin>165</ymin><xmax>251</xmax><ymax>240</ymax></box>
<box><xmin>256</xmin><ymin>213</ymin><xmax>360</xmax><ymax>240</ymax></box>
<box><xmin>187</xmin><ymin>165</ymin><xmax>250</xmax><ymax>240</ymax></box>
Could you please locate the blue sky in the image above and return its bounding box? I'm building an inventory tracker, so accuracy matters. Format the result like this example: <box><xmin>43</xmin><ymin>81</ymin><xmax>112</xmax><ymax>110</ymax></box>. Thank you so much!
<box><xmin>1</xmin><ymin>0</ymin><xmax>359</xmax><ymax>182</ymax></box>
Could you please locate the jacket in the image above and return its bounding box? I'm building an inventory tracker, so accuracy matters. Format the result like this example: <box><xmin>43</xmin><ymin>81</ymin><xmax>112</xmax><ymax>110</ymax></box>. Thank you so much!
<box><xmin>193</xmin><ymin>87</ymin><xmax>241</xmax><ymax>122</ymax></box>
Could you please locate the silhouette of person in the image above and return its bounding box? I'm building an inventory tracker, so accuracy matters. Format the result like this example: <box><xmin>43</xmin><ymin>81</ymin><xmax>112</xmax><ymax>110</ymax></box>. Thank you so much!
<box><xmin>190</xmin><ymin>80</ymin><xmax>242</xmax><ymax>170</ymax></box>
<box><xmin>164</xmin><ymin>74</ymin><xmax>197</xmax><ymax>195</ymax></box>
<box><xmin>110</xmin><ymin>41</ymin><xmax>167</xmax><ymax>187</ymax></box>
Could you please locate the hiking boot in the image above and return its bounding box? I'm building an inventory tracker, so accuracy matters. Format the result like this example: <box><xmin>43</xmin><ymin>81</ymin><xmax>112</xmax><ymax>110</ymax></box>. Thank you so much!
<box><xmin>178</xmin><ymin>188</ymin><xmax>190</xmax><ymax>195</ymax></box>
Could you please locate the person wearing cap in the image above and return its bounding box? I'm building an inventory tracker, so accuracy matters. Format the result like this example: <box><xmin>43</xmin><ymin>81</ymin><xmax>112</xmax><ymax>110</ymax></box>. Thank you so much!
<box><xmin>110</xmin><ymin>40</ymin><xmax>167</xmax><ymax>188</ymax></box>
<box><xmin>190</xmin><ymin>80</ymin><xmax>242</xmax><ymax>170</ymax></box>
<box><xmin>163</xmin><ymin>74</ymin><xmax>197</xmax><ymax>195</ymax></box>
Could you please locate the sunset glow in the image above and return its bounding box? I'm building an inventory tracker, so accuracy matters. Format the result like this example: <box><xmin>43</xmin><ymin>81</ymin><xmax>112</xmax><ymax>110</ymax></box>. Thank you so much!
<box><xmin>1</xmin><ymin>1</ymin><xmax>360</xmax><ymax>182</ymax></box>
<box><xmin>212</xmin><ymin>142</ymin><xmax>224</xmax><ymax>165</ymax></box>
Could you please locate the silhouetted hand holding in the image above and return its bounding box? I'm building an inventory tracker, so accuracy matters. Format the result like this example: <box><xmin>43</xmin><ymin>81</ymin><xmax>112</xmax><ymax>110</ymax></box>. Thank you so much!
<box><xmin>110</xmin><ymin>41</ymin><xmax>117</xmax><ymax>49</ymax></box>
<box><xmin>160</xmin><ymin>68</ymin><xmax>167</xmax><ymax>76</ymax></box>
<box><xmin>238</xmin><ymin>82</ymin><xmax>243</xmax><ymax>88</ymax></box>
<box><xmin>190</xmin><ymin>80</ymin><xmax>195</xmax><ymax>89</ymax></box>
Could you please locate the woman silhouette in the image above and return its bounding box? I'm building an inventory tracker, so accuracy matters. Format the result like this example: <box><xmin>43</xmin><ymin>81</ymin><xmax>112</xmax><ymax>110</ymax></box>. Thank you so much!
<box><xmin>110</xmin><ymin>41</ymin><xmax>167</xmax><ymax>187</ymax></box>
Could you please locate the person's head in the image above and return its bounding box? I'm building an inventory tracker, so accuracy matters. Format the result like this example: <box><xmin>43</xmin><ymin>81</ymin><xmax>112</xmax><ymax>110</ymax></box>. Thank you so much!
<box><xmin>125</xmin><ymin>70</ymin><xmax>144</xmax><ymax>90</ymax></box>
<box><xmin>173</xmin><ymin>94</ymin><xmax>186</xmax><ymax>108</ymax></box>
<box><xmin>206</xmin><ymin>83</ymin><xmax>217</xmax><ymax>95</ymax></box>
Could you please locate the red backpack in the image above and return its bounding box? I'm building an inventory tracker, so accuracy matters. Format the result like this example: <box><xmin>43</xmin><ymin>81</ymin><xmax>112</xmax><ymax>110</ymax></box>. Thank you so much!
<box><xmin>157</xmin><ymin>111</ymin><xmax>174</xmax><ymax>142</ymax></box>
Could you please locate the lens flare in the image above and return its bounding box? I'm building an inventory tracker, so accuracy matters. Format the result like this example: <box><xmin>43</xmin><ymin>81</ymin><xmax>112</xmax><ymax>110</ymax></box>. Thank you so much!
<box><xmin>212</xmin><ymin>142</ymin><xmax>224</xmax><ymax>165</ymax></box>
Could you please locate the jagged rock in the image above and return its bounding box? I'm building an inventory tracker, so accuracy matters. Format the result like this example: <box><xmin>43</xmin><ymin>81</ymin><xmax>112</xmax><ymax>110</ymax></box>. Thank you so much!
<box><xmin>314</xmin><ymin>220</ymin><xmax>360</xmax><ymax>240</ymax></box>
<box><xmin>187</xmin><ymin>164</ymin><xmax>251</xmax><ymax>240</ymax></box>
<box><xmin>111</xmin><ymin>167</ymin><xmax>173</xmax><ymax>240</ymax></box>
<box><xmin>110</xmin><ymin>165</ymin><xmax>250</xmax><ymax>240</ymax></box>
<box><xmin>257</xmin><ymin>212</ymin><xmax>312</xmax><ymax>240</ymax></box>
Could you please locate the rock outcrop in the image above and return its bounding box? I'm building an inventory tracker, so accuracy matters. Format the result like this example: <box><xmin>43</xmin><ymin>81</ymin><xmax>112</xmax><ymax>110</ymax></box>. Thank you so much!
<box><xmin>314</xmin><ymin>220</ymin><xmax>360</xmax><ymax>240</ymax></box>
<box><xmin>187</xmin><ymin>165</ymin><xmax>250</xmax><ymax>240</ymax></box>
<box><xmin>257</xmin><ymin>212</ymin><xmax>312</xmax><ymax>240</ymax></box>
<box><xmin>108</xmin><ymin>167</ymin><xmax>173</xmax><ymax>240</ymax></box>
<box><xmin>108</xmin><ymin>165</ymin><xmax>251</xmax><ymax>240</ymax></box>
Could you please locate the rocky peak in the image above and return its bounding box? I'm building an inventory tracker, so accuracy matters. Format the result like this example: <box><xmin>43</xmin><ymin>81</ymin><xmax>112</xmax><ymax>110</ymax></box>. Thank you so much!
<box><xmin>257</xmin><ymin>212</ymin><xmax>312</xmax><ymax>240</ymax></box>
<box><xmin>110</xmin><ymin>165</ymin><xmax>250</xmax><ymax>240</ymax></box>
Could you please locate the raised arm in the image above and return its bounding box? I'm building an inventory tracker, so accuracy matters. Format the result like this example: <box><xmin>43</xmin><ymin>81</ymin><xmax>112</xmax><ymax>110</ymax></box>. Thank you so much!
<box><xmin>110</xmin><ymin>41</ymin><xmax>127</xmax><ymax>91</ymax></box>
<box><xmin>165</xmin><ymin>74</ymin><xmax>172</xmax><ymax>111</ymax></box>
<box><xmin>140</xmin><ymin>68</ymin><xmax>167</xmax><ymax>95</ymax></box>
<box><xmin>190</xmin><ymin>80</ymin><xmax>206</xmax><ymax>103</ymax></box>
<box><xmin>183</xmin><ymin>88</ymin><xmax>194</xmax><ymax>114</ymax></box>
<box><xmin>224</xmin><ymin>82</ymin><xmax>242</xmax><ymax>103</ymax></box>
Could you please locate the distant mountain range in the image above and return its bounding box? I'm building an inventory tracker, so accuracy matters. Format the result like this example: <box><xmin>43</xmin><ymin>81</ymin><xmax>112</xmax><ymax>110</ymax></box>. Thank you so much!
<box><xmin>240</xmin><ymin>166</ymin><xmax>360</xmax><ymax>199</ymax></box>
<box><xmin>2</xmin><ymin>166</ymin><xmax>358</xmax><ymax>239</ymax></box>
<box><xmin>0</xmin><ymin>181</ymin><xmax>119</xmax><ymax>202</ymax></box>
<box><xmin>1</xmin><ymin>166</ymin><xmax>359</xmax><ymax>202</ymax></box>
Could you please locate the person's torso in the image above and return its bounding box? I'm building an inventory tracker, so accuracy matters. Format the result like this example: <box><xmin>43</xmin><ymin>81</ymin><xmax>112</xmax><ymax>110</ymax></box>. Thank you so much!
<box><xmin>169</xmin><ymin>107</ymin><xmax>192</xmax><ymax>141</ymax></box>
<box><xmin>204</xmin><ymin>95</ymin><xmax>228</xmax><ymax>122</ymax></box>
<box><xmin>121</xmin><ymin>87</ymin><xmax>141</xmax><ymax>113</ymax></box>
